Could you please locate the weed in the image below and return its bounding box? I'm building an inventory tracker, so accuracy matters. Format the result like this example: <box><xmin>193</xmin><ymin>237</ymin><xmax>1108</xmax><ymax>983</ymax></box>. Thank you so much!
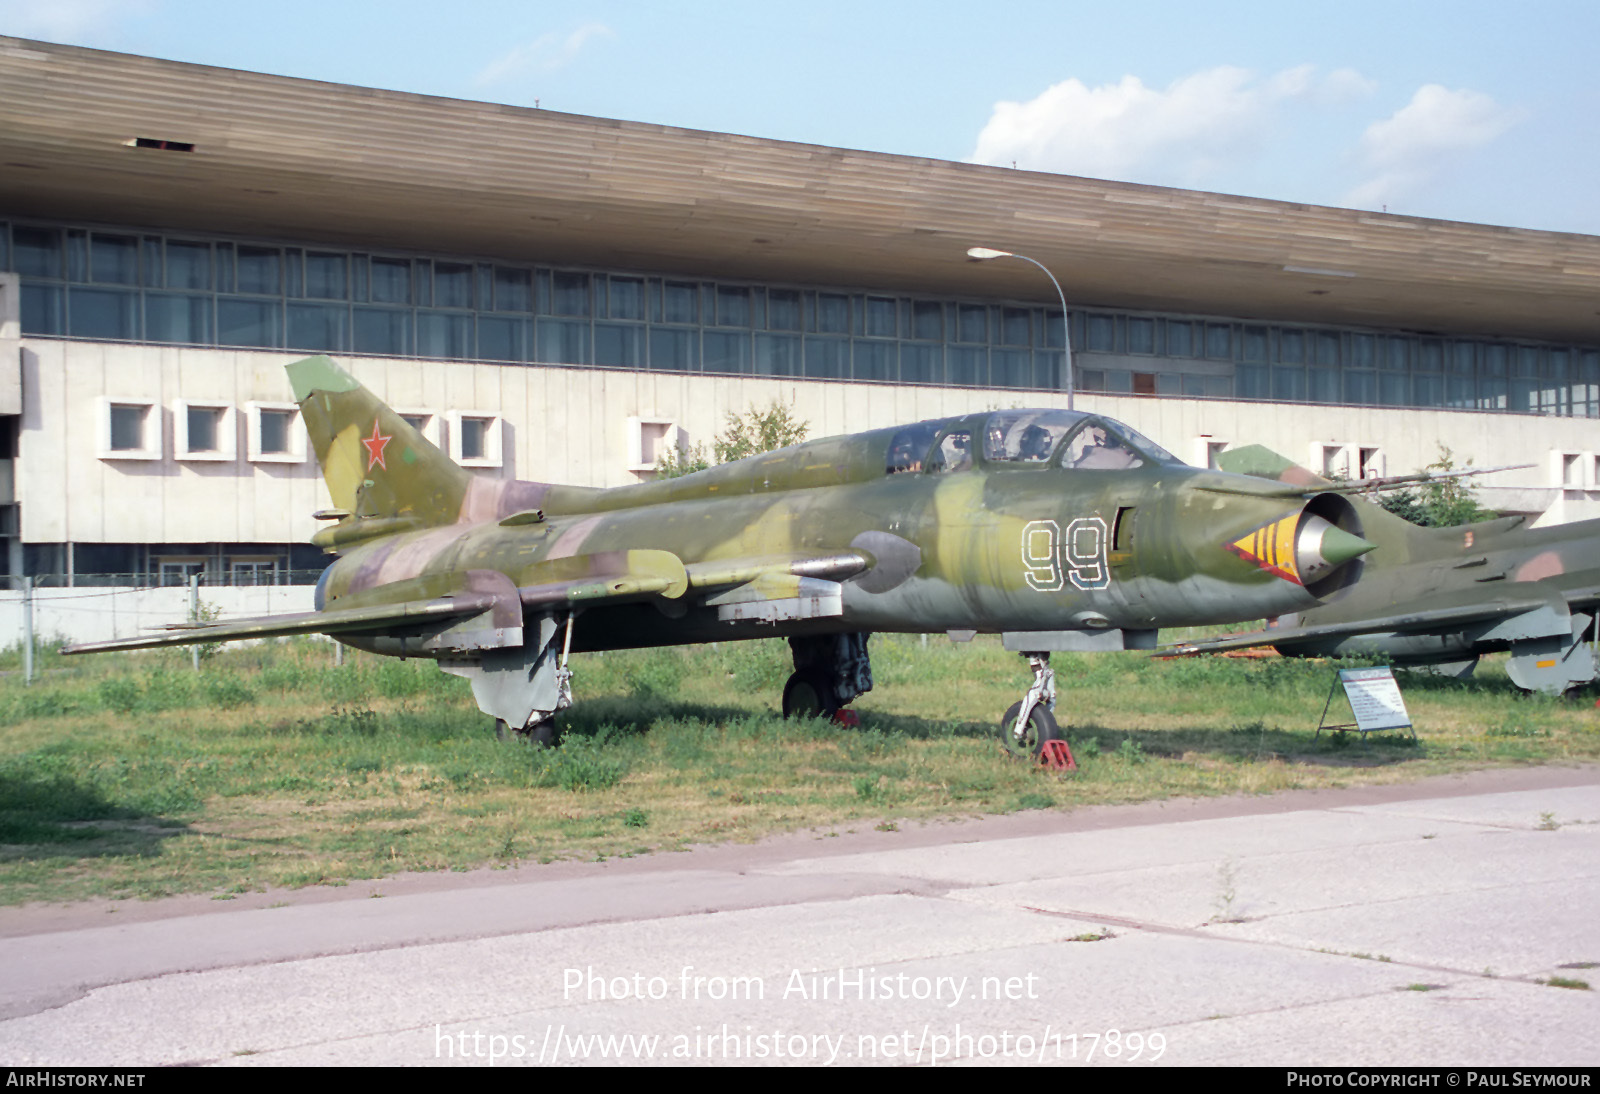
<box><xmin>626</xmin><ymin>648</ymin><xmax>686</xmax><ymax>702</ymax></box>
<box><xmin>97</xmin><ymin>678</ymin><xmax>140</xmax><ymax>714</ymax></box>
<box><xmin>718</xmin><ymin>639</ymin><xmax>790</xmax><ymax>692</ymax></box>
<box><xmin>316</xmin><ymin>706</ymin><xmax>379</xmax><ymax>737</ymax></box>
<box><xmin>536</xmin><ymin>734</ymin><xmax>626</xmax><ymax>792</ymax></box>
<box><xmin>853</xmin><ymin>775</ymin><xmax>887</xmax><ymax>801</ymax></box>
<box><xmin>1488</xmin><ymin>717</ymin><xmax>1551</xmax><ymax>738</ymax></box>
<box><xmin>1543</xmin><ymin>977</ymin><xmax>1590</xmax><ymax>991</ymax></box>
<box><xmin>1116</xmin><ymin>737</ymin><xmax>1147</xmax><ymax>764</ymax></box>
<box><xmin>1014</xmin><ymin>792</ymin><xmax>1053</xmax><ymax>811</ymax></box>
<box><xmin>622</xmin><ymin>807</ymin><xmax>648</xmax><ymax>828</ymax></box>
<box><xmin>1210</xmin><ymin>857</ymin><xmax>1241</xmax><ymax>923</ymax></box>
<box><xmin>1067</xmin><ymin>930</ymin><xmax>1114</xmax><ymax>942</ymax></box>
<box><xmin>1538</xmin><ymin>812</ymin><xmax>1561</xmax><ymax>831</ymax></box>
<box><xmin>204</xmin><ymin>676</ymin><xmax>255</xmax><ymax>710</ymax></box>
<box><xmin>140</xmin><ymin>669</ymin><xmax>192</xmax><ymax>712</ymax></box>
<box><xmin>874</xmin><ymin>821</ymin><xmax>898</xmax><ymax>832</ymax></box>
<box><xmin>177</xmin><ymin>599</ymin><xmax>221</xmax><ymax>663</ymax></box>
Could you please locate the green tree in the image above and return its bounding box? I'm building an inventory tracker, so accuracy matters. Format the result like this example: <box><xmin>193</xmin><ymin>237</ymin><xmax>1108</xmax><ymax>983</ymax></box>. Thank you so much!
<box><xmin>1376</xmin><ymin>446</ymin><xmax>1496</xmax><ymax>527</ymax></box>
<box><xmin>655</xmin><ymin>401</ymin><xmax>809</xmax><ymax>479</ymax></box>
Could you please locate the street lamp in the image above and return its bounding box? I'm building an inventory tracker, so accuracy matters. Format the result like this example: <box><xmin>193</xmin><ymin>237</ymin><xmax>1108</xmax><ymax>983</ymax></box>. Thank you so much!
<box><xmin>965</xmin><ymin>247</ymin><xmax>1075</xmax><ymax>409</ymax></box>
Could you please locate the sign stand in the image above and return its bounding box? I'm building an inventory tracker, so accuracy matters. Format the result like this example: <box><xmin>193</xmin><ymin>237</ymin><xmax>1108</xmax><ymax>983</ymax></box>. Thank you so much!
<box><xmin>1316</xmin><ymin>666</ymin><xmax>1416</xmax><ymax>741</ymax></box>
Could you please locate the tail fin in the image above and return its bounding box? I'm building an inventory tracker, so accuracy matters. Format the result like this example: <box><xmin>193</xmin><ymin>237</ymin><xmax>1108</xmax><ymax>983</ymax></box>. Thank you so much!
<box><xmin>288</xmin><ymin>355</ymin><xmax>470</xmax><ymax>527</ymax></box>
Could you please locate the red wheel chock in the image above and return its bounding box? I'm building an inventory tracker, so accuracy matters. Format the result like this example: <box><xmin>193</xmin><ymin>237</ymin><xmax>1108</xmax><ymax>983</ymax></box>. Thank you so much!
<box><xmin>1038</xmin><ymin>740</ymin><xmax>1076</xmax><ymax>771</ymax></box>
<box><xmin>832</xmin><ymin>709</ymin><xmax>860</xmax><ymax>727</ymax></box>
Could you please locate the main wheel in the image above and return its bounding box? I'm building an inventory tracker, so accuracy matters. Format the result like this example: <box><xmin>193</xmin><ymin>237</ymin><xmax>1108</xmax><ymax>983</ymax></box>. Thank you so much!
<box><xmin>999</xmin><ymin>701</ymin><xmax>1061</xmax><ymax>759</ymax></box>
<box><xmin>782</xmin><ymin>669</ymin><xmax>839</xmax><ymax>720</ymax></box>
<box><xmin>495</xmin><ymin>716</ymin><xmax>559</xmax><ymax>747</ymax></box>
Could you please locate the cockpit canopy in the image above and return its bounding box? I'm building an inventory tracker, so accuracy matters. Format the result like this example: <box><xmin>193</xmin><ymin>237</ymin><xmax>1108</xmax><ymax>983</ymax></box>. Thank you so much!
<box><xmin>884</xmin><ymin>409</ymin><xmax>1182</xmax><ymax>476</ymax></box>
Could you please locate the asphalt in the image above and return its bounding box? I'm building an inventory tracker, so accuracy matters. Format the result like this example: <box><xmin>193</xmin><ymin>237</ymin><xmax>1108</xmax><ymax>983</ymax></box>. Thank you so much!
<box><xmin>1</xmin><ymin>765</ymin><xmax>1596</xmax><ymax>1067</ymax></box>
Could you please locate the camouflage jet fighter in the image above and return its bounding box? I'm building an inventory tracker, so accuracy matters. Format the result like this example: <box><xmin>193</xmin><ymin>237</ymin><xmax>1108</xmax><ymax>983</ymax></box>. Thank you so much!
<box><xmin>66</xmin><ymin>356</ymin><xmax>1381</xmax><ymax>753</ymax></box>
<box><xmin>1166</xmin><ymin>447</ymin><xmax>1597</xmax><ymax>695</ymax></box>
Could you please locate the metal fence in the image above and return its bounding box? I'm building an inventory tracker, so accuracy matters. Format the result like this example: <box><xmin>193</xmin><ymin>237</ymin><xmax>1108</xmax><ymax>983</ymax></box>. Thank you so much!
<box><xmin>2</xmin><ymin>575</ymin><xmax>320</xmax><ymax>681</ymax></box>
<box><xmin>7</xmin><ymin>570</ymin><xmax>325</xmax><ymax>589</ymax></box>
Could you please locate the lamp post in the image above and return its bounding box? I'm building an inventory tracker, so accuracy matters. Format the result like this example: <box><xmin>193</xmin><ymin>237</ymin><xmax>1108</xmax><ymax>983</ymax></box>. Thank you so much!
<box><xmin>965</xmin><ymin>247</ymin><xmax>1075</xmax><ymax>409</ymax></box>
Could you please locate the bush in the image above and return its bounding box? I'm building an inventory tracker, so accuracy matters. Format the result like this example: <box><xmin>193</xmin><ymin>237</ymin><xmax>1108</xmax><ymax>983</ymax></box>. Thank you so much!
<box><xmin>625</xmin><ymin>648</ymin><xmax>686</xmax><ymax>702</ymax></box>
<box><xmin>719</xmin><ymin>639</ymin><xmax>790</xmax><ymax>692</ymax></box>
<box><xmin>535</xmin><ymin>732</ymin><xmax>626</xmax><ymax>792</ymax></box>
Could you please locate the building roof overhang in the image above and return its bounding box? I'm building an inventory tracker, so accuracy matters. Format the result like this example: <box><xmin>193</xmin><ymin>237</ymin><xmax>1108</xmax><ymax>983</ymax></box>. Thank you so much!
<box><xmin>3</xmin><ymin>36</ymin><xmax>1598</xmax><ymax>344</ymax></box>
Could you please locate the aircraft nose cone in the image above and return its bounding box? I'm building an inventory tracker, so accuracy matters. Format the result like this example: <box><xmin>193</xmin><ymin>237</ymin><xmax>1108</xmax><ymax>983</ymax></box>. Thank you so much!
<box><xmin>1295</xmin><ymin>515</ymin><xmax>1375</xmax><ymax>585</ymax></box>
<box><xmin>1315</xmin><ymin>524</ymin><xmax>1376</xmax><ymax>568</ymax></box>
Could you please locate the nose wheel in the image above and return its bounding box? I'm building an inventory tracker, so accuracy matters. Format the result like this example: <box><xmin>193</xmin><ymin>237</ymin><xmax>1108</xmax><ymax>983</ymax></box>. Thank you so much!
<box><xmin>1000</xmin><ymin>652</ymin><xmax>1062</xmax><ymax>758</ymax></box>
<box><xmin>1000</xmin><ymin>701</ymin><xmax>1060</xmax><ymax>758</ymax></box>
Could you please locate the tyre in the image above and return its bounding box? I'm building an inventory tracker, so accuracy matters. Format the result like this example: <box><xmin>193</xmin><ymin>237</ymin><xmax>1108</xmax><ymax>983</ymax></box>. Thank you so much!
<box><xmin>525</xmin><ymin>718</ymin><xmax>559</xmax><ymax>748</ymax></box>
<box><xmin>999</xmin><ymin>701</ymin><xmax>1060</xmax><ymax>758</ymax></box>
<box><xmin>782</xmin><ymin>669</ymin><xmax>839</xmax><ymax>720</ymax></box>
<box><xmin>495</xmin><ymin>716</ymin><xmax>558</xmax><ymax>747</ymax></box>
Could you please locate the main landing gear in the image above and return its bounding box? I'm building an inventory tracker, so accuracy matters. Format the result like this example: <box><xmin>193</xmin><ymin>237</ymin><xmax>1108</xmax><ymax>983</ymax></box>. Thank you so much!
<box><xmin>781</xmin><ymin>633</ymin><xmax>873</xmax><ymax>720</ymax></box>
<box><xmin>446</xmin><ymin>612</ymin><xmax>575</xmax><ymax>747</ymax></box>
<box><xmin>1000</xmin><ymin>651</ymin><xmax>1063</xmax><ymax>758</ymax></box>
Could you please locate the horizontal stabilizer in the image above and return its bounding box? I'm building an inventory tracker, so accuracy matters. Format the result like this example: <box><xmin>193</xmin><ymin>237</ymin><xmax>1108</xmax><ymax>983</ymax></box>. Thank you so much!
<box><xmin>1160</xmin><ymin>589</ymin><xmax>1565</xmax><ymax>657</ymax></box>
<box><xmin>1198</xmin><ymin>464</ymin><xmax>1531</xmax><ymax>501</ymax></box>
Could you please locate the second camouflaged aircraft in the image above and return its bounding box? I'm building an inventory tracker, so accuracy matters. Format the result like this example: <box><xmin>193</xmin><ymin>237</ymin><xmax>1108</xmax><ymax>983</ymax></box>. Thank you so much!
<box><xmin>67</xmin><ymin>356</ymin><xmax>1379</xmax><ymax>754</ymax></box>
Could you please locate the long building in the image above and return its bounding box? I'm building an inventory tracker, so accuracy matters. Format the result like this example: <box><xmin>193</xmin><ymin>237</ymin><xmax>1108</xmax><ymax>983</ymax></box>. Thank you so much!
<box><xmin>2</xmin><ymin>35</ymin><xmax>1598</xmax><ymax>591</ymax></box>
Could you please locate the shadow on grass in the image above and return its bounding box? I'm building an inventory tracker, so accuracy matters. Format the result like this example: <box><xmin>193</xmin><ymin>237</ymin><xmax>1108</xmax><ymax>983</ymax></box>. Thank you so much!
<box><xmin>0</xmin><ymin>771</ymin><xmax>189</xmax><ymax>860</ymax></box>
<box><xmin>555</xmin><ymin>696</ymin><xmax>995</xmax><ymax>746</ymax></box>
<box><xmin>1067</xmin><ymin>721</ymin><xmax>1425</xmax><ymax>769</ymax></box>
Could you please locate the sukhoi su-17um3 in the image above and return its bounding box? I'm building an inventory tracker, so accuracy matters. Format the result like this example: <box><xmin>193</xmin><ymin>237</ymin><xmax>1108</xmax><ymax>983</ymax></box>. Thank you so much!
<box><xmin>66</xmin><ymin>355</ymin><xmax>1384</xmax><ymax>754</ymax></box>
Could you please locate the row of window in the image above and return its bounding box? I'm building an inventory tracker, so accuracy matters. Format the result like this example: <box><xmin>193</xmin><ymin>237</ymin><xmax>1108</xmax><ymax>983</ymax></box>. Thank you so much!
<box><xmin>5</xmin><ymin>224</ymin><xmax>1065</xmax><ymax>339</ymax></box>
<box><xmin>24</xmin><ymin>283</ymin><xmax>1066</xmax><ymax>388</ymax></box>
<box><xmin>1082</xmin><ymin>312</ymin><xmax>1599</xmax><ymax>377</ymax></box>
<box><xmin>95</xmin><ymin>401</ymin><xmax>503</xmax><ymax>467</ymax></box>
<box><xmin>9</xmin><ymin>219</ymin><xmax>1600</xmax><ymax>414</ymax></box>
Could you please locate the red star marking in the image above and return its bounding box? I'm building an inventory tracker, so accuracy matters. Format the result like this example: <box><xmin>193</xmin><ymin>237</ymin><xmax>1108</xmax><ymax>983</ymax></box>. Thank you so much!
<box><xmin>362</xmin><ymin>419</ymin><xmax>391</xmax><ymax>471</ymax></box>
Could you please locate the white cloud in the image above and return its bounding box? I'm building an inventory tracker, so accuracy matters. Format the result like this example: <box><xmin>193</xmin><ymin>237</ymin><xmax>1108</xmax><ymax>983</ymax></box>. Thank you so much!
<box><xmin>475</xmin><ymin>23</ymin><xmax>613</xmax><ymax>86</ymax></box>
<box><xmin>0</xmin><ymin>0</ymin><xmax>154</xmax><ymax>43</ymax></box>
<box><xmin>969</xmin><ymin>65</ymin><xmax>1373</xmax><ymax>187</ymax></box>
<box><xmin>1345</xmin><ymin>85</ymin><xmax>1522</xmax><ymax>209</ymax></box>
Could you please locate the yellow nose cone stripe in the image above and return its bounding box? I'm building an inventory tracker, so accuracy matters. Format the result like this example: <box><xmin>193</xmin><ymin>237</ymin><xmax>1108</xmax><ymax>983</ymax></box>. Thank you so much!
<box><xmin>1227</xmin><ymin>514</ymin><xmax>1301</xmax><ymax>585</ymax></box>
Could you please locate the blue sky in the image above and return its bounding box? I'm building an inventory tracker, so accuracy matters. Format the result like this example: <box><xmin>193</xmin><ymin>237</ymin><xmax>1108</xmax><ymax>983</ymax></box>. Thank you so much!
<box><xmin>6</xmin><ymin>0</ymin><xmax>1596</xmax><ymax>234</ymax></box>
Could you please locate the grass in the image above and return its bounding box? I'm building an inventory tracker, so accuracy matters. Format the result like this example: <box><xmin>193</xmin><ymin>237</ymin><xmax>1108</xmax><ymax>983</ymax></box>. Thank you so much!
<box><xmin>1</xmin><ymin>634</ymin><xmax>1597</xmax><ymax>905</ymax></box>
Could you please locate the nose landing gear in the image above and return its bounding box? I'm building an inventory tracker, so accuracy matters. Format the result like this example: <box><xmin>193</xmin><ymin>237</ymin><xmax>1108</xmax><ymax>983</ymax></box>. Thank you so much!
<box><xmin>1000</xmin><ymin>652</ymin><xmax>1062</xmax><ymax>758</ymax></box>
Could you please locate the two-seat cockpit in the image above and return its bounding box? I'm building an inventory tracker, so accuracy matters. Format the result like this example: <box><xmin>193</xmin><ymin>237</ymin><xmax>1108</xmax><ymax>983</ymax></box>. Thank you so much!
<box><xmin>883</xmin><ymin>409</ymin><xmax>1182</xmax><ymax>477</ymax></box>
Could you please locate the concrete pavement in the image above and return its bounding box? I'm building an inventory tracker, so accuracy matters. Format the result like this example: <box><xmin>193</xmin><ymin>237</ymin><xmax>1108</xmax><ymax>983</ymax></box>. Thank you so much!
<box><xmin>1</xmin><ymin>765</ymin><xmax>1596</xmax><ymax>1067</ymax></box>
